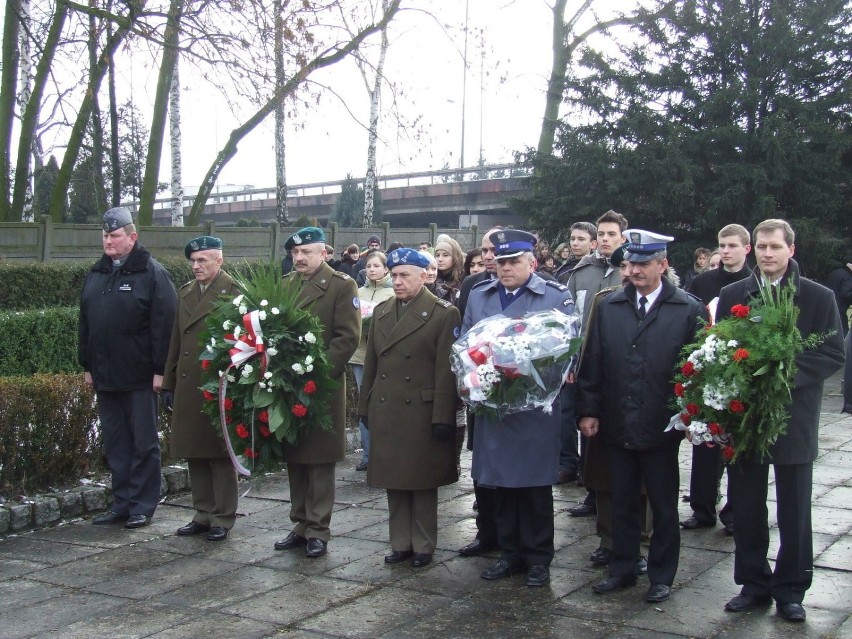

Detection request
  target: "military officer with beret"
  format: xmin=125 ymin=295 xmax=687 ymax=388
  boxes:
xmin=463 ymin=229 xmax=575 ymax=588
xmin=577 ymin=229 xmax=708 ymax=604
xmin=274 ymin=227 xmax=361 ymax=558
xmin=163 ymin=237 xmax=240 ymax=542
xmin=357 ymin=248 xmax=461 ymax=568
xmin=79 ymin=207 xmax=177 ymax=529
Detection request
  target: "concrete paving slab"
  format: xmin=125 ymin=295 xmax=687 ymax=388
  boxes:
xmin=46 ymin=601 xmax=202 ymax=639
xmin=0 ymin=590 xmax=125 ymax=639
xmin=145 ymin=611 xmax=281 ymax=638
xmin=0 ymin=535 xmax=107 ymax=565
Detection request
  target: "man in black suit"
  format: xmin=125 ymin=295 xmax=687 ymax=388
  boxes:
xmin=717 ymin=219 xmax=844 ymax=623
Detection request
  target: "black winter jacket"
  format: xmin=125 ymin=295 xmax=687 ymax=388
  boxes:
xmin=78 ymin=243 xmax=177 ymax=391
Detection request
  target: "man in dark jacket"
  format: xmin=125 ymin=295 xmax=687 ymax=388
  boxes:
xmin=717 ymin=219 xmax=845 ymax=623
xmin=78 ymin=207 xmax=177 ymax=529
xmin=577 ymin=229 xmax=708 ymax=604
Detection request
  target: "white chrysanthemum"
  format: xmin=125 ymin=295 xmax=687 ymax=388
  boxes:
xmin=260 ymin=299 xmax=268 ymax=306
xmin=222 ymin=320 xmax=232 ymax=331
xmin=727 ymin=340 xmax=738 ymax=348
xmin=232 ymin=294 xmax=244 ymax=306
xmin=267 ymin=347 xmax=278 ymax=357
xmin=243 ymin=364 xmax=253 ymax=374
xmin=233 ymin=325 xmax=242 ymax=338
xmin=206 ymin=345 xmax=214 ymax=352
xmin=306 ymin=364 xmax=314 ymax=372
xmin=227 ymin=375 xmax=235 ymax=383
xmin=259 ymin=381 xmax=266 ymax=389
xmin=292 ymin=363 xmax=305 ymax=375
xmin=258 ymin=311 xmax=267 ymax=320
xmin=271 ymin=307 xmax=280 ymax=315
xmin=304 ymin=332 xmax=317 ymax=344
xmin=304 ymin=355 xmax=314 ymax=365
xmin=264 ymin=371 xmax=273 ymax=379
xmin=238 ymin=305 xmax=247 ymax=314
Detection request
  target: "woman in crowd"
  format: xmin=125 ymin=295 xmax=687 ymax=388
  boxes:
xmin=338 ymin=244 xmax=361 ymax=276
xmin=707 ymin=249 xmax=721 ymax=270
xmin=433 ymin=237 xmax=465 ymax=304
xmin=349 ymin=250 xmax=394 ymax=472
xmin=682 ymin=247 xmax=711 ymax=289
xmin=463 ymin=248 xmax=484 ymax=278
xmin=554 ymin=242 xmax=571 ymax=267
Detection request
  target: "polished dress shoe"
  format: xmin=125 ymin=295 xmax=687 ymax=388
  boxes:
xmin=92 ymin=510 xmax=128 ymax=525
xmin=526 ymin=564 xmax=550 ymax=587
xmin=593 ymin=576 xmax=636 ymax=594
xmin=568 ymin=503 xmax=596 ymax=517
xmin=647 ymin=583 xmax=672 ymax=602
xmin=305 ymin=538 xmax=327 ymax=558
xmin=125 ymin=514 xmax=151 ymax=529
xmin=384 ymin=550 xmax=414 ymax=564
xmin=410 ymin=553 xmax=432 ymax=568
xmin=636 ymin=556 xmax=648 ymax=575
xmin=355 ymin=460 xmax=368 ymax=471
xmin=207 ymin=526 xmax=229 ymax=541
xmin=177 ymin=521 xmax=210 ymax=536
xmin=556 ymin=469 xmax=577 ymax=484
xmin=589 ymin=547 xmax=611 ymax=564
xmin=777 ymin=602 xmax=806 ymax=622
xmin=480 ymin=559 xmax=523 ymax=580
xmin=724 ymin=593 xmax=772 ymax=612
xmin=458 ymin=538 xmax=499 ymax=556
xmin=679 ymin=515 xmax=715 ymax=529
xmin=274 ymin=531 xmax=308 ymax=550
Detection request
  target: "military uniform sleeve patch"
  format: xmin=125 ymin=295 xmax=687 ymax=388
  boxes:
xmin=562 ymin=298 xmax=572 ymax=307
xmin=353 ymin=297 xmax=360 ymax=308
xmin=453 ymin=326 xmax=460 ymax=338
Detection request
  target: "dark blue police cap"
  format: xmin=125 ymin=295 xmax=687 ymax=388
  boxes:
xmin=491 ymin=229 xmax=538 ymax=260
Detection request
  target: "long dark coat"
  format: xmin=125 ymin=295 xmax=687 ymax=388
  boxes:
xmin=283 ymin=262 xmax=361 ymax=464
xmin=716 ymin=261 xmax=845 ymax=464
xmin=358 ymin=287 xmax=461 ymax=490
xmin=462 ymin=274 xmax=575 ymax=488
xmin=163 ymin=270 xmax=239 ymax=459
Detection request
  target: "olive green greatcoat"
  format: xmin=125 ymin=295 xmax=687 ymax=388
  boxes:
xmin=283 ymin=261 xmax=361 ymax=464
xmin=164 ymin=270 xmax=239 ymax=459
xmin=358 ymin=287 xmax=461 ymax=490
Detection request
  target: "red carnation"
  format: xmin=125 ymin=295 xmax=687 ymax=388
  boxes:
xmin=291 ymin=403 xmax=308 ymax=418
xmin=722 ymin=446 xmax=735 ymax=461
xmin=303 ymin=380 xmax=317 ymax=395
xmin=728 ymin=399 xmax=745 ymax=413
xmin=680 ymin=413 xmax=692 ymax=426
xmin=513 ymin=323 xmax=525 ymax=333
xmin=257 ymin=410 xmax=269 ymax=423
xmin=468 ymin=347 xmax=488 ymax=366
xmin=203 ymin=390 xmax=216 ymax=401
xmin=201 ymin=359 xmax=210 ymax=370
xmin=244 ymin=448 xmax=259 ymax=459
xmin=686 ymin=403 xmax=700 ymax=416
xmin=674 ymin=383 xmax=685 ymax=397
xmin=259 ymin=424 xmax=271 ymax=438
xmin=681 ymin=361 xmax=696 ymax=377
xmin=709 ymin=422 xmax=723 ymax=436
xmin=730 ymin=304 xmax=750 ymax=318
xmin=235 ymin=423 xmax=249 ymax=439
xmin=223 ymin=397 xmax=234 ymax=411
xmin=733 ymin=348 xmax=750 ymax=362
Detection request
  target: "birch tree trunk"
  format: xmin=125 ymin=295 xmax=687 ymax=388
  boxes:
xmin=0 ymin=0 xmax=21 ymax=220
xmin=362 ymin=0 xmax=389 ymax=228
xmin=273 ymin=0 xmax=288 ymax=224
xmin=107 ymin=16 xmax=120 ymax=206
xmin=17 ymin=0 xmax=34 ymax=220
xmin=137 ymin=0 xmax=183 ymax=226
xmin=169 ymin=51 xmax=183 ymax=226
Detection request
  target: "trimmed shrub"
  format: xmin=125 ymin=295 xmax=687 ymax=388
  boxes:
xmin=0 ymin=307 xmax=81 ymax=375
xmin=0 ymin=374 xmax=103 ymax=493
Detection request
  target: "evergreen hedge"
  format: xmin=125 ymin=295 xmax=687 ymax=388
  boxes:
xmin=0 ymin=307 xmax=81 ymax=375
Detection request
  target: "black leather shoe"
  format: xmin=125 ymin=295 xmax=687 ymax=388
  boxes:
xmin=568 ymin=503 xmax=596 ymax=517
xmin=724 ymin=593 xmax=772 ymax=612
xmin=526 ymin=564 xmax=550 ymax=587
xmin=384 ymin=550 xmax=414 ymax=564
xmin=124 ymin=514 xmax=151 ymax=529
xmin=723 ymin=522 xmax=734 ymax=536
xmin=589 ymin=547 xmax=611 ymax=564
xmin=480 ymin=559 xmax=523 ymax=580
xmin=636 ymin=556 xmax=648 ymax=575
xmin=592 ymin=576 xmax=636 ymax=594
xmin=305 ymin=538 xmax=327 ymax=558
xmin=410 ymin=553 xmax=432 ymax=568
xmin=274 ymin=531 xmax=308 ymax=550
xmin=777 ymin=602 xmax=806 ymax=622
xmin=647 ymin=583 xmax=672 ymax=602
xmin=679 ymin=515 xmax=715 ymax=529
xmin=207 ymin=526 xmax=229 ymax=541
xmin=458 ymin=538 xmax=499 ymax=556
xmin=355 ymin=460 xmax=368 ymax=471
xmin=177 ymin=521 xmax=210 ymax=536
xmin=556 ymin=469 xmax=577 ymax=484
xmin=91 ymin=510 xmax=128 ymax=525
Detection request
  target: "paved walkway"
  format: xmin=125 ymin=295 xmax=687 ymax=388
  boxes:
xmin=1 ymin=381 xmax=850 ymax=639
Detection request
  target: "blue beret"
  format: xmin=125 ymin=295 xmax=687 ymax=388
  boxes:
xmin=285 ymin=226 xmax=326 ymax=250
xmin=492 ymin=229 xmax=537 ymax=260
xmin=185 ymin=236 xmax=223 ymax=259
xmin=102 ymin=207 xmax=133 ymax=232
xmin=387 ymin=248 xmax=430 ymax=269
xmin=623 ymin=229 xmax=674 ymax=263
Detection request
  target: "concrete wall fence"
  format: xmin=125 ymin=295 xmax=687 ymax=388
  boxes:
xmin=0 ymin=218 xmax=482 ymax=263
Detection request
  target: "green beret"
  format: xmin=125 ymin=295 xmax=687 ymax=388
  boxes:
xmin=185 ymin=236 xmax=223 ymax=259
xmin=285 ymin=226 xmax=326 ymax=250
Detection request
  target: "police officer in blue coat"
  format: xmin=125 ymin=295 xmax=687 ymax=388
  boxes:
xmin=461 ymin=229 xmax=575 ymax=588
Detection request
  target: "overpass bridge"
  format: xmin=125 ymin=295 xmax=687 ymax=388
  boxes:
xmin=148 ymin=164 xmax=530 ymax=228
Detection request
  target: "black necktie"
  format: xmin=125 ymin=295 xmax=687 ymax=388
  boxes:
xmin=638 ymin=296 xmax=648 ymax=318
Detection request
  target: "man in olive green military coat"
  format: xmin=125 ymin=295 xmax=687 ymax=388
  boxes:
xmin=358 ymin=248 xmax=460 ymax=568
xmin=163 ymin=236 xmax=240 ymax=542
xmin=274 ymin=227 xmax=361 ymax=558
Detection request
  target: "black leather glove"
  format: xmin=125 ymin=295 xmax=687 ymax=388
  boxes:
xmin=432 ymin=423 xmax=455 ymax=440
xmin=161 ymin=390 xmax=174 ymax=412
xmin=360 ymin=416 xmax=368 ymax=430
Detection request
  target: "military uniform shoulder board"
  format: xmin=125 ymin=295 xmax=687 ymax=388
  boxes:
xmin=595 ymin=285 xmax=619 ymax=299
xmin=179 ymin=280 xmax=194 ymax=290
xmin=471 ymin=278 xmax=493 ymax=290
xmin=332 ymin=270 xmax=350 ymax=279
xmin=436 ymin=298 xmax=452 ymax=308
xmin=545 ymin=280 xmax=569 ymax=292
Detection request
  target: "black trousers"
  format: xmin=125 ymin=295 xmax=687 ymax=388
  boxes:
xmin=688 ymin=443 xmax=724 ymax=524
xmin=728 ymin=460 xmax=813 ymax=604
xmin=559 ymin=383 xmax=580 ymax=473
xmin=493 ymin=485 xmax=554 ymax=567
xmin=609 ymin=443 xmax=680 ymax=586
xmin=473 ymin=481 xmax=499 ymax=546
xmin=97 ymin=389 xmax=161 ymax=517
